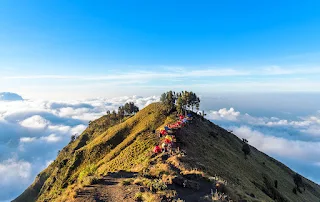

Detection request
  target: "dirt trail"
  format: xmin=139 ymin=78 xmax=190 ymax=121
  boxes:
xmin=74 ymin=172 xmax=141 ymax=202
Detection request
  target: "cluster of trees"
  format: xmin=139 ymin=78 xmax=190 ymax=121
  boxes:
xmin=160 ymin=90 xmax=200 ymax=114
xmin=242 ymin=138 xmax=251 ymax=159
xmin=292 ymin=173 xmax=305 ymax=194
xmin=106 ymin=102 xmax=139 ymax=119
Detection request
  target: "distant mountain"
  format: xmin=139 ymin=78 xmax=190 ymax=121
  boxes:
xmin=0 ymin=92 xmax=23 ymax=101
xmin=14 ymin=102 xmax=320 ymax=202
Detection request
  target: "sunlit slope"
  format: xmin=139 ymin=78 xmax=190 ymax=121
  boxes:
xmin=13 ymin=103 xmax=168 ymax=202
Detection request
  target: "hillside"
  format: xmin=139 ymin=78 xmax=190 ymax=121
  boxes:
xmin=14 ymin=102 xmax=320 ymax=202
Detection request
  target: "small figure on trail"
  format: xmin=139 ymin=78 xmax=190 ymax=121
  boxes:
xmin=165 ymin=135 xmax=173 ymax=142
xmin=215 ymin=182 xmax=221 ymax=192
xmin=169 ymin=123 xmax=178 ymax=129
xmin=164 ymin=138 xmax=172 ymax=144
xmin=162 ymin=142 xmax=168 ymax=152
xmin=160 ymin=129 xmax=168 ymax=137
xmin=153 ymin=145 xmax=162 ymax=154
xmin=167 ymin=142 xmax=173 ymax=154
xmin=164 ymin=125 xmax=171 ymax=131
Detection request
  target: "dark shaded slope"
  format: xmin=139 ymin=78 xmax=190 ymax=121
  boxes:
xmin=175 ymin=115 xmax=320 ymax=201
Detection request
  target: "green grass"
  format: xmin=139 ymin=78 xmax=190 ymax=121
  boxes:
xmin=78 ymin=164 xmax=97 ymax=182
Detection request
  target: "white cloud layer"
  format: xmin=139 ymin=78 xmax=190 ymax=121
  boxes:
xmin=20 ymin=115 xmax=49 ymax=129
xmin=208 ymin=108 xmax=240 ymax=121
xmin=0 ymin=95 xmax=159 ymax=201
xmin=232 ymin=126 xmax=320 ymax=162
xmin=209 ymin=107 xmax=320 ymax=137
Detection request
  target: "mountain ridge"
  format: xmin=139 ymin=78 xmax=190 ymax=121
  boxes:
xmin=13 ymin=102 xmax=320 ymax=202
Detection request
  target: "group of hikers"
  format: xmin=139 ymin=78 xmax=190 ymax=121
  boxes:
xmin=153 ymin=114 xmax=193 ymax=154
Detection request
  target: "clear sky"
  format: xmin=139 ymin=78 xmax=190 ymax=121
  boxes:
xmin=1 ymin=0 xmax=320 ymax=99
xmin=1 ymin=2 xmax=320 ymax=200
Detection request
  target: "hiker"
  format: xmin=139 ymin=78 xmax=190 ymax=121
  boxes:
xmin=167 ymin=141 xmax=173 ymax=154
xmin=177 ymin=121 xmax=184 ymax=127
xmin=160 ymin=129 xmax=167 ymax=137
xmin=165 ymin=135 xmax=173 ymax=142
xmin=153 ymin=145 xmax=162 ymax=154
xmin=169 ymin=123 xmax=178 ymax=129
xmin=164 ymin=125 xmax=171 ymax=131
xmin=162 ymin=142 xmax=168 ymax=152
xmin=182 ymin=118 xmax=188 ymax=123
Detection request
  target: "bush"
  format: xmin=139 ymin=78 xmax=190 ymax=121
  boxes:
xmin=78 ymin=164 xmax=97 ymax=182
xmin=274 ymin=180 xmax=278 ymax=189
xmin=151 ymin=179 xmax=167 ymax=191
xmin=120 ymin=178 xmax=133 ymax=186
xmin=134 ymin=192 xmax=143 ymax=201
xmin=242 ymin=143 xmax=251 ymax=159
xmin=292 ymin=187 xmax=297 ymax=195
xmin=293 ymin=173 xmax=303 ymax=188
xmin=82 ymin=176 xmax=99 ymax=186
xmin=143 ymin=179 xmax=167 ymax=192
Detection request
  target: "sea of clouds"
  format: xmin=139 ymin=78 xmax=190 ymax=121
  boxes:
xmin=0 ymin=95 xmax=320 ymax=201
xmin=0 ymin=95 xmax=158 ymax=201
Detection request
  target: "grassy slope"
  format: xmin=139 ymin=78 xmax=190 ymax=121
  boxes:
xmin=13 ymin=103 xmax=168 ymax=202
xmin=13 ymin=103 xmax=320 ymax=202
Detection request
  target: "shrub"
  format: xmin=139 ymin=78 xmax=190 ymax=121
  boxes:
xmin=293 ymin=173 xmax=303 ymax=188
xmin=82 ymin=176 xmax=99 ymax=186
xmin=150 ymin=179 xmax=167 ymax=192
xmin=292 ymin=187 xmax=297 ymax=195
xmin=242 ymin=143 xmax=251 ymax=159
xmin=78 ymin=164 xmax=97 ymax=182
xmin=133 ymin=178 xmax=143 ymax=186
xmin=120 ymin=178 xmax=133 ymax=186
xmin=143 ymin=178 xmax=167 ymax=192
xmin=134 ymin=192 xmax=143 ymax=201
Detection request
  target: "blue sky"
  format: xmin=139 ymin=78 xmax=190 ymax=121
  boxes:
xmin=1 ymin=0 xmax=320 ymax=99
xmin=1 ymin=1 xmax=320 ymax=201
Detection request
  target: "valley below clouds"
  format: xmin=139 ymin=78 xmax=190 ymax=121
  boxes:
xmin=0 ymin=94 xmax=319 ymax=201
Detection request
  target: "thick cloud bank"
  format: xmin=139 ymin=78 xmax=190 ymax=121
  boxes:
xmin=0 ymin=92 xmax=23 ymax=101
xmin=0 ymin=95 xmax=158 ymax=201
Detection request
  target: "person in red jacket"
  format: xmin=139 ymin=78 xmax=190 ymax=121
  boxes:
xmin=153 ymin=145 xmax=162 ymax=153
xmin=160 ymin=129 xmax=168 ymax=137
